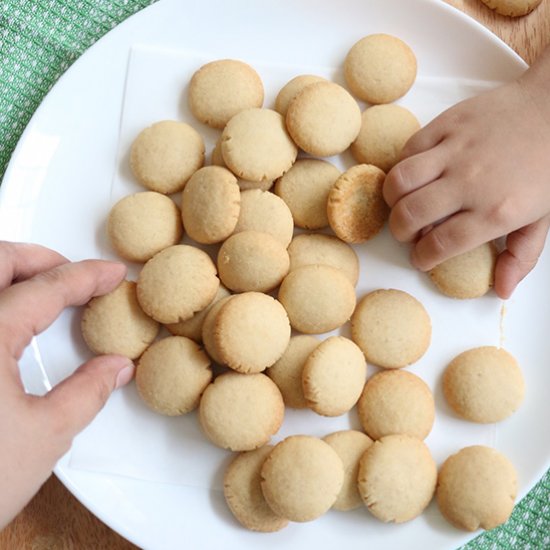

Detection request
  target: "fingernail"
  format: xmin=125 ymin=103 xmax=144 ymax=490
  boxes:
xmin=115 ymin=363 xmax=135 ymax=389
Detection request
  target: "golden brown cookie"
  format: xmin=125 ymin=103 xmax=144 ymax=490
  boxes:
xmin=274 ymin=74 xmax=326 ymax=117
xmin=201 ymin=295 xmax=235 ymax=364
xmin=479 ymin=0 xmax=542 ymax=16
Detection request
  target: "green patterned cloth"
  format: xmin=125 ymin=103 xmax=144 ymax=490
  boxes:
xmin=0 ymin=1 xmax=548 ymax=548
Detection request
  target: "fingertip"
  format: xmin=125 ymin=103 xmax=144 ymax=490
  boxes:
xmin=114 ymin=362 xmax=135 ymax=389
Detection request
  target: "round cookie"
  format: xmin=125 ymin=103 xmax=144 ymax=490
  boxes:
xmin=327 ymin=163 xmax=389 ymax=243
xmin=287 ymin=233 xmax=359 ymax=286
xmin=107 ymin=192 xmax=183 ymax=262
xmin=274 ymin=158 xmax=341 ymax=230
xmin=181 ymin=166 xmax=241 ymax=244
xmin=323 ymin=430 xmax=374 ymax=512
xmin=214 ymin=292 xmax=291 ymax=373
xmin=479 ymin=0 xmax=542 ymax=17
xmin=266 ymin=335 xmax=319 ymax=409
xmin=223 ymin=445 xmax=289 ymax=532
xmin=221 ymin=108 xmax=298 ymax=182
xmin=217 ymin=231 xmax=290 ymax=293
xmin=357 ymin=434 xmax=437 ymax=523
xmin=302 ymin=336 xmax=367 ymax=417
xmin=442 ymin=346 xmax=525 ymax=423
xmin=286 ymin=81 xmax=361 ymax=157
xmin=344 ymin=34 xmax=417 ymax=104
xmin=274 ymin=74 xmax=326 ymax=117
xmin=351 ymin=104 xmax=421 ymax=173
xmin=233 ymin=189 xmax=294 ymax=247
xmin=278 ymin=264 xmax=356 ymax=334
xmin=201 ymin=295 xmax=235 ymax=364
xmin=357 ymin=370 xmax=435 ymax=440
xmin=351 ymin=289 xmax=431 ymax=368
xmin=81 ymin=280 xmax=159 ymax=360
xmin=136 ymin=245 xmax=219 ymax=324
xmin=135 ymin=336 xmax=212 ymax=415
xmin=188 ymin=59 xmax=264 ymax=128
xmin=199 ymin=372 xmax=284 ymax=451
xmin=130 ymin=120 xmax=205 ymax=194
xmin=436 ymin=446 xmax=518 ymax=531
xmin=260 ymin=435 xmax=345 ymax=522
xmin=429 ymin=242 xmax=497 ymax=299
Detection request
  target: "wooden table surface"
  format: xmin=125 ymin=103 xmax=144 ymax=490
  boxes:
xmin=1 ymin=1 xmax=549 ymax=549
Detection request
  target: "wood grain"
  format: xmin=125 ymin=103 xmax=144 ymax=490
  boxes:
xmin=1 ymin=1 xmax=549 ymax=549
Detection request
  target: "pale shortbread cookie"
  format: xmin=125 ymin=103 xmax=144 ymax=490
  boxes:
xmin=358 ymin=370 xmax=435 ymax=440
xmin=287 ymin=233 xmax=359 ymax=286
xmin=429 ymin=242 xmax=497 ymax=299
xmin=136 ymin=245 xmax=219 ymax=324
xmin=274 ymin=159 xmax=341 ymax=230
xmin=351 ymin=289 xmax=431 ymax=368
xmin=221 ymin=108 xmax=298 ymax=182
xmin=351 ymin=104 xmax=421 ymax=173
xmin=217 ymin=231 xmax=289 ymax=293
xmin=211 ymin=138 xmax=273 ymax=191
xmin=274 ymin=74 xmax=326 ymax=117
xmin=130 ymin=120 xmax=205 ymax=194
xmin=181 ymin=166 xmax=241 ymax=244
xmin=188 ymin=59 xmax=264 ymax=128
xmin=302 ymin=336 xmax=367 ymax=417
xmin=199 ymin=372 xmax=284 ymax=451
xmin=81 ymin=280 xmax=159 ymax=360
xmin=214 ymin=292 xmax=291 ymax=373
xmin=286 ymin=81 xmax=361 ymax=157
xmin=479 ymin=0 xmax=542 ymax=16
xmin=107 ymin=192 xmax=182 ymax=263
xmin=358 ymin=434 xmax=437 ymax=523
xmin=323 ymin=430 xmax=374 ymax=512
xmin=266 ymin=335 xmax=319 ymax=409
xmin=165 ymin=285 xmax=231 ymax=343
xmin=201 ymin=295 xmax=235 ymax=364
xmin=135 ymin=336 xmax=212 ymax=416
xmin=344 ymin=34 xmax=417 ymax=104
xmin=233 ymin=189 xmax=294 ymax=247
xmin=443 ymin=346 xmax=525 ymax=423
xmin=223 ymin=446 xmax=289 ymax=532
xmin=278 ymin=264 xmax=356 ymax=334
xmin=437 ymin=446 xmax=518 ymax=531
xmin=260 ymin=435 xmax=344 ymax=522
xmin=327 ymin=164 xmax=389 ymax=243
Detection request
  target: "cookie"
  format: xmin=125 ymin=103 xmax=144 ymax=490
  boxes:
xmin=201 ymin=295 xmax=235 ymax=364
xmin=327 ymin=164 xmax=389 ymax=243
xmin=217 ymin=231 xmax=290 ymax=293
xmin=233 ymin=189 xmax=294 ymax=247
xmin=260 ymin=435 xmax=345 ymax=522
xmin=199 ymin=372 xmax=284 ymax=451
xmin=221 ymin=108 xmax=298 ymax=182
xmin=107 ymin=191 xmax=183 ymax=263
xmin=429 ymin=242 xmax=497 ymax=299
xmin=357 ymin=369 xmax=435 ymax=440
xmin=214 ymin=292 xmax=291 ymax=373
xmin=344 ymin=34 xmax=417 ymax=104
xmin=323 ymin=430 xmax=374 ymax=512
xmin=302 ymin=336 xmax=367 ymax=417
xmin=287 ymin=233 xmax=359 ymax=286
xmin=135 ymin=336 xmax=212 ymax=416
xmin=351 ymin=289 xmax=431 ymax=368
xmin=357 ymin=434 xmax=437 ymax=523
xmin=188 ymin=59 xmax=264 ymax=128
xmin=351 ymin=104 xmax=421 ymax=173
xmin=81 ymin=280 xmax=159 ymax=360
xmin=130 ymin=120 xmax=205 ymax=194
xmin=165 ymin=284 xmax=231 ymax=343
xmin=223 ymin=446 xmax=289 ymax=532
xmin=136 ymin=245 xmax=219 ymax=324
xmin=479 ymin=0 xmax=542 ymax=16
xmin=266 ymin=335 xmax=319 ymax=409
xmin=278 ymin=264 xmax=356 ymax=334
xmin=181 ymin=166 xmax=241 ymax=244
xmin=442 ymin=346 xmax=525 ymax=423
xmin=285 ymin=81 xmax=361 ymax=157
xmin=436 ymin=446 xmax=518 ymax=531
xmin=274 ymin=158 xmax=341 ymax=230
xmin=274 ymin=74 xmax=326 ymax=117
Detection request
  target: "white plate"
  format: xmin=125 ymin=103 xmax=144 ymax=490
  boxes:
xmin=1 ymin=1 xmax=548 ymax=549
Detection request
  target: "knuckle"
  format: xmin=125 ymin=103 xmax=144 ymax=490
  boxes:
xmin=488 ymin=198 xmax=515 ymax=229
